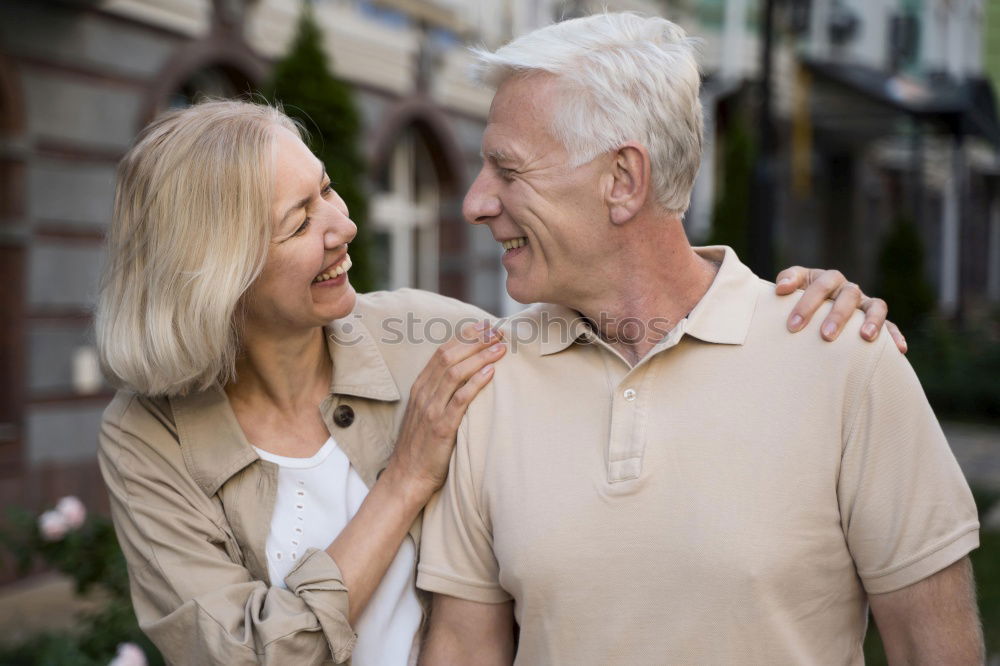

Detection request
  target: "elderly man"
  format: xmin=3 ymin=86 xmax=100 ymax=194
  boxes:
xmin=416 ymin=13 xmax=982 ymax=665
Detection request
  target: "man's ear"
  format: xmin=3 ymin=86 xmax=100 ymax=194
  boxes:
xmin=607 ymin=142 xmax=651 ymax=225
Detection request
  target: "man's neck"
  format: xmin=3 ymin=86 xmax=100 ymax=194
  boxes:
xmin=573 ymin=227 xmax=720 ymax=366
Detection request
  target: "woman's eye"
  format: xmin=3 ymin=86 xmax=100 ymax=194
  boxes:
xmin=321 ymin=182 xmax=334 ymax=196
xmin=294 ymin=218 xmax=310 ymax=236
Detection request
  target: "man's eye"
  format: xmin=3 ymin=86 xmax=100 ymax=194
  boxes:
xmin=497 ymin=167 xmax=515 ymax=181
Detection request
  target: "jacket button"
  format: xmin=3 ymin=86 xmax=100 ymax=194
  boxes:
xmin=333 ymin=405 xmax=354 ymax=428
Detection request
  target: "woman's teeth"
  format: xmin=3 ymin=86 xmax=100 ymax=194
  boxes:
xmin=312 ymin=255 xmax=352 ymax=283
xmin=502 ymin=237 xmax=527 ymax=251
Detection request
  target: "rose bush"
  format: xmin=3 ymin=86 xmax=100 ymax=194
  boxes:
xmin=0 ymin=497 xmax=162 ymax=665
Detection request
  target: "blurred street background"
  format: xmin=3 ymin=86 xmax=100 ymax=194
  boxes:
xmin=0 ymin=0 xmax=998 ymax=663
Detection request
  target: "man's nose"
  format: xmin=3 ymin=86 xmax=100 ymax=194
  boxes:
xmin=462 ymin=169 xmax=502 ymax=225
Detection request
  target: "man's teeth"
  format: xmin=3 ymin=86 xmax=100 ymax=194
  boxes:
xmin=312 ymin=255 xmax=352 ymax=283
xmin=501 ymin=237 xmax=527 ymax=251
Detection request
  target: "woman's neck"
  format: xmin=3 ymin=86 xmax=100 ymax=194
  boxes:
xmin=225 ymin=324 xmax=332 ymax=413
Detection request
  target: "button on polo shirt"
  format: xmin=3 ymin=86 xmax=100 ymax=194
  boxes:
xmin=598 ymin=318 xmax=693 ymax=484
xmin=417 ymin=246 xmax=979 ymax=665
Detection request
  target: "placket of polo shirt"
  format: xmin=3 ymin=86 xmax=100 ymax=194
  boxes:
xmin=605 ymin=322 xmax=686 ymax=483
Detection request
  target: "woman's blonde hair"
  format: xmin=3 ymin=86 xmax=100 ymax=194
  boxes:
xmin=96 ymin=99 xmax=301 ymax=396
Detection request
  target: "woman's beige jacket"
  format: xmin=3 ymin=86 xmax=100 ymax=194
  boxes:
xmin=98 ymin=290 xmax=489 ymax=665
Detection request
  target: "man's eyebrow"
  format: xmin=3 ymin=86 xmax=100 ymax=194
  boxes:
xmin=482 ymin=149 xmax=513 ymax=163
xmin=280 ymin=163 xmax=326 ymax=226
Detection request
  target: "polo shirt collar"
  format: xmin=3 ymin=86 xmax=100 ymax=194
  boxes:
xmin=536 ymin=305 xmax=592 ymax=356
xmin=535 ymin=245 xmax=759 ymax=357
xmin=172 ymin=318 xmax=401 ymax=497
xmin=680 ymin=245 xmax=759 ymax=346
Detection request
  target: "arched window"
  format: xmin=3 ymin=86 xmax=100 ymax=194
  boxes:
xmin=371 ymin=126 xmax=443 ymax=291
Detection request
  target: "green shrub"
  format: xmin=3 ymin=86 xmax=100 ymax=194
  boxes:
xmin=906 ymin=317 xmax=1000 ymax=422
xmin=708 ymin=112 xmax=754 ymax=256
xmin=0 ymin=499 xmax=162 ymax=665
xmin=876 ymin=216 xmax=935 ymax=332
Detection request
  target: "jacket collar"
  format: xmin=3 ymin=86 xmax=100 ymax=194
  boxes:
xmin=535 ymin=246 xmax=759 ymax=357
xmin=325 ymin=316 xmax=401 ymax=402
xmin=171 ymin=385 xmax=258 ymax=497
xmin=172 ymin=317 xmax=401 ymax=497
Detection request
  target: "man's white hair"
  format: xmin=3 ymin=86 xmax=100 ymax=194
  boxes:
xmin=472 ymin=12 xmax=703 ymax=217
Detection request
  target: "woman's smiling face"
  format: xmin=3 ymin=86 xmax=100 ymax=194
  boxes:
xmin=242 ymin=126 xmax=358 ymax=333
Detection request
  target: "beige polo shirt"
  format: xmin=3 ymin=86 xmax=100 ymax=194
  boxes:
xmin=99 ymin=289 xmax=490 ymax=665
xmin=417 ymin=247 xmax=979 ymax=665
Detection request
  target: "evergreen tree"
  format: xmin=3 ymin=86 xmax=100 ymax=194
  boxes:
xmin=707 ymin=113 xmax=754 ymax=257
xmin=265 ymin=5 xmax=375 ymax=292
xmin=876 ymin=216 xmax=935 ymax=331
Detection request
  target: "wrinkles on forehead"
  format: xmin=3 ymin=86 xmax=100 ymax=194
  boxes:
xmin=483 ymin=125 xmax=547 ymax=175
xmin=483 ymin=75 xmax=569 ymax=174
xmin=487 ymin=70 xmax=560 ymax=114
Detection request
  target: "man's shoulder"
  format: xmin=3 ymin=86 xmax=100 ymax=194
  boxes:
xmin=697 ymin=251 xmax=886 ymax=365
xmin=749 ymin=281 xmax=888 ymax=360
xmin=462 ymin=304 xmax=588 ymax=428
xmin=744 ymin=282 xmax=917 ymax=425
xmin=492 ymin=303 xmax=582 ymax=359
xmin=345 ymin=290 xmax=495 ymax=390
xmin=354 ymin=289 xmax=494 ymax=327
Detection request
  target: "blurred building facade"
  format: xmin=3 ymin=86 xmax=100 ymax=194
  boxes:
xmin=0 ymin=0 xmax=668 ymax=522
xmin=688 ymin=0 xmax=1000 ymax=318
xmin=0 ymin=0 xmax=997 ymax=529
xmin=799 ymin=0 xmax=999 ymax=318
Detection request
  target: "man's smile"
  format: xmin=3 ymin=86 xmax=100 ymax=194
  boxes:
xmin=501 ymin=237 xmax=527 ymax=252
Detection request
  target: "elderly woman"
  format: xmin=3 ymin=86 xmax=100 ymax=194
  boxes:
xmin=95 ymin=100 xmax=897 ymax=665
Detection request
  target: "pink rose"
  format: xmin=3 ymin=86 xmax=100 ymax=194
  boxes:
xmin=109 ymin=642 xmax=147 ymax=666
xmin=38 ymin=510 xmax=68 ymax=542
xmin=55 ymin=495 xmax=87 ymax=529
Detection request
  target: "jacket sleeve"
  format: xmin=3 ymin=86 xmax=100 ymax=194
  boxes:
xmin=98 ymin=398 xmax=356 ymax=665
